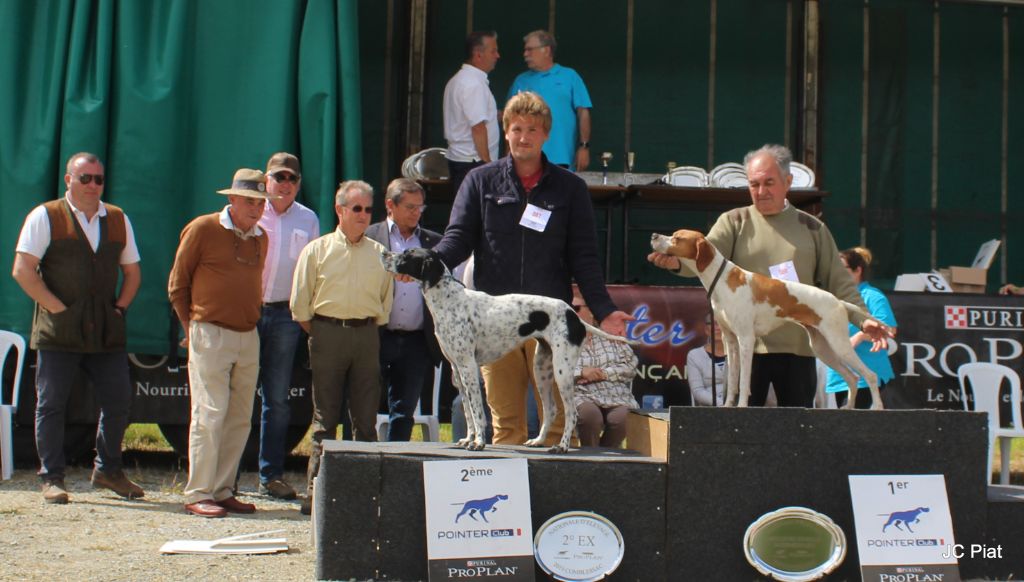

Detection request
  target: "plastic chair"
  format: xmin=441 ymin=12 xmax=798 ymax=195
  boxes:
xmin=376 ymin=365 xmax=442 ymax=442
xmin=957 ymin=362 xmax=1024 ymax=485
xmin=0 ymin=330 xmax=27 ymax=480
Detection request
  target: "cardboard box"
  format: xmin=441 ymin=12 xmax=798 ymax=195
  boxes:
xmin=939 ymin=266 xmax=987 ymax=294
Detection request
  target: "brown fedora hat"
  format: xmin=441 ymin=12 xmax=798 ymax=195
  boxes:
xmin=216 ymin=168 xmax=278 ymax=199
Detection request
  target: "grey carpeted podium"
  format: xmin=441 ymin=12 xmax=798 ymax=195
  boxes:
xmin=313 ymin=407 xmax=1018 ymax=581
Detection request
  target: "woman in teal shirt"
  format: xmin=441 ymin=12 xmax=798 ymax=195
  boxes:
xmin=826 ymin=247 xmax=899 ymax=408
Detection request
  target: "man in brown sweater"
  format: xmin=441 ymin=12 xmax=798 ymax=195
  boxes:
xmin=168 ymin=168 xmax=274 ymax=518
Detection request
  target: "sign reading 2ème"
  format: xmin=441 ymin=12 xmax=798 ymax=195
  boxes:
xmin=848 ymin=475 xmax=961 ymax=582
xmin=423 ymin=458 xmax=535 ymax=581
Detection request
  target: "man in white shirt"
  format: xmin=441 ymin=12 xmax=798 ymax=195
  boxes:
xmin=12 ymin=152 xmax=145 ymax=504
xmin=255 ymin=152 xmax=319 ymax=500
xmin=443 ymin=30 xmax=501 ymax=194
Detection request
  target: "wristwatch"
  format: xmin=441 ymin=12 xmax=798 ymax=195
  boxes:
xmin=577 ymin=141 xmax=590 ymax=149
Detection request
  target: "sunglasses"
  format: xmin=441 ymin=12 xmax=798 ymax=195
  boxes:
xmin=270 ymin=172 xmax=299 ymax=184
xmin=74 ymin=174 xmax=104 ymax=186
xmin=233 ymin=236 xmax=260 ymax=266
xmin=347 ymin=205 xmax=373 ymax=214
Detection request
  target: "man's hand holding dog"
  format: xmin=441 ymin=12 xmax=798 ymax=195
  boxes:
xmin=861 ymin=319 xmax=894 ymax=352
xmin=648 ymin=251 xmax=682 ymax=272
xmin=600 ymin=310 xmax=633 ymax=337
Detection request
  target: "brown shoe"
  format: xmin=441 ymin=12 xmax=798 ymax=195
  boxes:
xmin=300 ymin=496 xmax=312 ymax=516
xmin=91 ymin=468 xmax=145 ymax=499
xmin=42 ymin=480 xmax=69 ymax=504
xmin=184 ymin=499 xmax=227 ymax=518
xmin=215 ymin=496 xmax=256 ymax=514
xmin=259 ymin=479 xmax=297 ymax=500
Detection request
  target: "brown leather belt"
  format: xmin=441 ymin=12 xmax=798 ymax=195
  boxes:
xmin=313 ymin=314 xmax=373 ymax=327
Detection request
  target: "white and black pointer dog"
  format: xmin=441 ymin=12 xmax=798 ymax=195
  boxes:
xmin=381 ymin=247 xmax=636 ymax=453
xmin=651 ymin=229 xmax=885 ymax=409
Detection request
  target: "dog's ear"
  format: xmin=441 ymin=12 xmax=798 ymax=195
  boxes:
xmin=695 ymin=238 xmax=715 ymax=272
xmin=419 ymin=252 xmax=446 ymax=287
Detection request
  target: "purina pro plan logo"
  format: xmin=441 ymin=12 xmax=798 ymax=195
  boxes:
xmin=944 ymin=305 xmax=1024 ymax=331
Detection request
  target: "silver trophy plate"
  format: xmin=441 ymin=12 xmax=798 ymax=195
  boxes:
xmin=534 ymin=511 xmax=624 ymax=582
xmin=743 ymin=506 xmax=847 ymax=581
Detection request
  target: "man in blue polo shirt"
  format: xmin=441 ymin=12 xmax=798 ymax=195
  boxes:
xmin=506 ymin=30 xmax=592 ymax=171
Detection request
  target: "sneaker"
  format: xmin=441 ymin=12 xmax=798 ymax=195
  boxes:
xmin=91 ymin=468 xmax=145 ymax=499
xmin=259 ymin=479 xmax=297 ymax=500
xmin=42 ymin=479 xmax=69 ymax=504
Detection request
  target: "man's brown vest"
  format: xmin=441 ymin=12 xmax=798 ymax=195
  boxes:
xmin=30 ymin=199 xmax=128 ymax=352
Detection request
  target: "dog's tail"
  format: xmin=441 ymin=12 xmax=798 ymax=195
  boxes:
xmin=583 ymin=321 xmax=642 ymax=346
xmin=842 ymin=300 xmax=893 ymax=335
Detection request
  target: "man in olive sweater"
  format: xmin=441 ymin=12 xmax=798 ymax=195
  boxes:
xmin=168 ymin=168 xmax=274 ymax=518
xmin=648 ymin=144 xmax=888 ymax=407
xmin=13 ymin=152 xmax=144 ymax=504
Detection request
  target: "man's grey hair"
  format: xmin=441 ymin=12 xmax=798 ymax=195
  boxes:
xmin=385 ymin=177 xmax=424 ymax=205
xmin=336 ymin=179 xmax=374 ymax=206
xmin=524 ymin=30 xmax=556 ymax=56
xmin=743 ymin=144 xmax=792 ymax=177
xmin=66 ymin=152 xmax=101 ymax=173
xmin=465 ymin=31 xmax=497 ymax=61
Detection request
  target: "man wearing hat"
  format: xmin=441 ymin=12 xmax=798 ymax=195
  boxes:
xmin=168 ymin=168 xmax=274 ymax=518
xmin=254 ymin=153 xmax=319 ymax=500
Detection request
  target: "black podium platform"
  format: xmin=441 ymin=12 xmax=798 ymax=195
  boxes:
xmin=313 ymin=407 xmax=1020 ymax=581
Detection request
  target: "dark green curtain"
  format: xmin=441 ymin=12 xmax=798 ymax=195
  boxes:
xmin=0 ymin=0 xmax=362 ymax=354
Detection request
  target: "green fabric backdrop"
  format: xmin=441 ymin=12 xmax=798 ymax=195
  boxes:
xmin=0 ymin=0 xmax=363 ymax=354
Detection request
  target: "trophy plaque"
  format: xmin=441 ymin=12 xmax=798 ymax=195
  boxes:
xmin=743 ymin=506 xmax=846 ymax=581
xmin=534 ymin=511 xmax=624 ymax=582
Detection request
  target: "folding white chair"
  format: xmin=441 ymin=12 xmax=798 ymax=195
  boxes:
xmin=376 ymin=365 xmax=443 ymax=442
xmin=0 ymin=330 xmax=27 ymax=480
xmin=957 ymin=362 xmax=1024 ymax=485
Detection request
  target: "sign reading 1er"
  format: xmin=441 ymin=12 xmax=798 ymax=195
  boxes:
xmin=423 ymin=458 xmax=535 ymax=581
xmin=848 ymin=475 xmax=961 ymax=582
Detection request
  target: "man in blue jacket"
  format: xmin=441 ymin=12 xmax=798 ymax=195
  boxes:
xmin=432 ymin=91 xmax=630 ymax=447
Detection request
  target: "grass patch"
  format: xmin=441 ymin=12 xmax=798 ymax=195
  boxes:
xmin=123 ymin=423 xmax=173 ymax=452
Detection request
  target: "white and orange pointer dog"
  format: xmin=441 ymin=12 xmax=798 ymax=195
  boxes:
xmin=651 ymin=229 xmax=884 ymax=409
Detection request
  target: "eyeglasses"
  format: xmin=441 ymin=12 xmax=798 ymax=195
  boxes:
xmin=270 ymin=172 xmax=299 ymax=184
xmin=74 ymin=174 xmax=104 ymax=186
xmin=571 ymin=303 xmax=587 ymax=312
xmin=234 ymin=236 xmax=260 ymax=266
xmin=523 ymin=45 xmax=546 ymax=52
xmin=347 ymin=205 xmax=373 ymax=214
xmin=400 ymin=203 xmax=427 ymax=213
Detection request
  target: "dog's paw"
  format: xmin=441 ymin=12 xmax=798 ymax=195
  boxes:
xmin=523 ymin=438 xmax=544 ymax=447
xmin=870 ymin=403 xmax=885 ymax=411
xmin=546 ymin=444 xmax=569 ymax=454
xmin=466 ymin=440 xmax=486 ymax=451
xmin=456 ymin=437 xmax=474 ymax=448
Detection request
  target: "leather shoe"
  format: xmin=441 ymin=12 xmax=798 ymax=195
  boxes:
xmin=184 ymin=499 xmax=227 ymax=518
xmin=300 ymin=496 xmax=312 ymax=516
xmin=215 ymin=496 xmax=256 ymax=514
xmin=91 ymin=468 xmax=145 ymax=499
xmin=259 ymin=478 xmax=297 ymax=500
xmin=42 ymin=479 xmax=69 ymax=504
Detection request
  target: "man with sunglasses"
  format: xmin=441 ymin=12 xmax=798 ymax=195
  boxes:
xmin=291 ymin=180 xmax=393 ymax=514
xmin=168 ymin=168 xmax=274 ymax=518
xmin=366 ymin=178 xmax=442 ymax=442
xmin=253 ymin=153 xmax=319 ymax=501
xmin=13 ymin=152 xmax=145 ymax=504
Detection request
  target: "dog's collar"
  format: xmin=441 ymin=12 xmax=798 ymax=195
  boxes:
xmin=706 ymin=259 xmax=728 ymax=297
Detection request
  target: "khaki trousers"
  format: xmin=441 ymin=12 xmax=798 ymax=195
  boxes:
xmin=480 ymin=340 xmax=565 ymax=446
xmin=184 ymin=321 xmax=259 ymax=503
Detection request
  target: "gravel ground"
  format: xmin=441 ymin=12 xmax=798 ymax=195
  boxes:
xmin=0 ymin=464 xmax=315 ymax=581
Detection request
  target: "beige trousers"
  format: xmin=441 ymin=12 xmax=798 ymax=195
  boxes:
xmin=184 ymin=321 xmax=259 ymax=503
xmin=480 ymin=340 xmax=565 ymax=446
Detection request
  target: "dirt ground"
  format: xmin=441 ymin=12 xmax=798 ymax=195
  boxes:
xmin=0 ymin=462 xmax=315 ymax=582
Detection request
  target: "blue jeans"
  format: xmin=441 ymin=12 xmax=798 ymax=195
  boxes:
xmin=380 ymin=329 xmax=431 ymax=441
xmin=256 ymin=304 xmax=302 ymax=483
xmin=35 ymin=350 xmax=131 ymax=481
